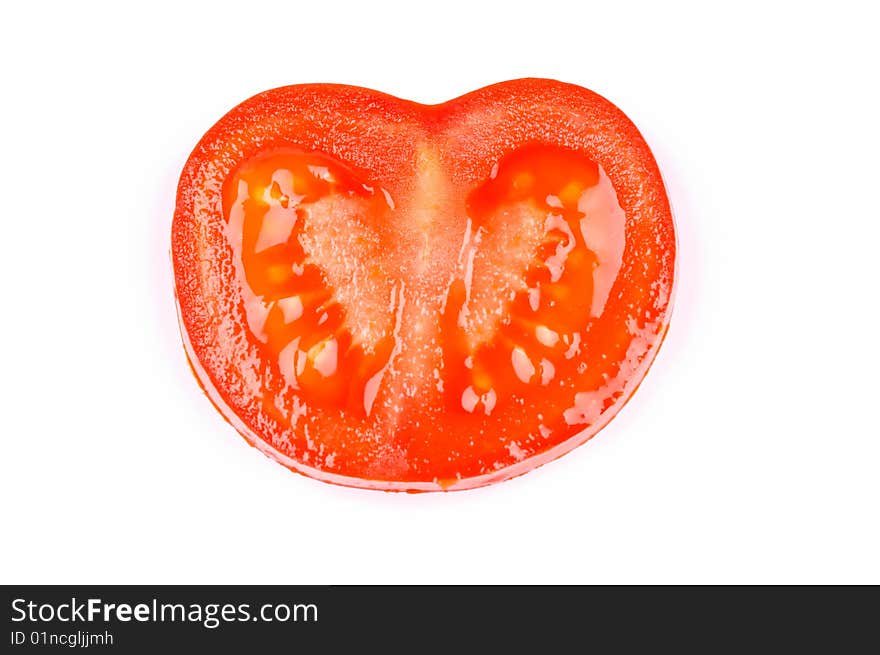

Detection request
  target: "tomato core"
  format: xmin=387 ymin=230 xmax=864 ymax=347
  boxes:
xmin=223 ymin=142 xmax=628 ymax=431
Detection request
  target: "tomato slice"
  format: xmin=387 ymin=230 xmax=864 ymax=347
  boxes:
xmin=172 ymin=79 xmax=675 ymax=491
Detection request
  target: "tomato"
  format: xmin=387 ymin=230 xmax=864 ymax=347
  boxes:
xmin=172 ymin=79 xmax=675 ymax=491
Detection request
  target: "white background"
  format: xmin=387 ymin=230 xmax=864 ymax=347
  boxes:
xmin=2 ymin=0 xmax=878 ymax=584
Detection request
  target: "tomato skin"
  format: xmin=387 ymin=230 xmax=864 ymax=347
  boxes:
xmin=172 ymin=79 xmax=675 ymax=491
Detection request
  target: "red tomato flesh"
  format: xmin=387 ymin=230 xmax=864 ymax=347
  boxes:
xmin=172 ymin=79 xmax=675 ymax=491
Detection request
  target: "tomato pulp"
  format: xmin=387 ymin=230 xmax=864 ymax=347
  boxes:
xmin=172 ymin=79 xmax=675 ymax=491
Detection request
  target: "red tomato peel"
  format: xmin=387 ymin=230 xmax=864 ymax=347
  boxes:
xmin=172 ymin=79 xmax=675 ymax=491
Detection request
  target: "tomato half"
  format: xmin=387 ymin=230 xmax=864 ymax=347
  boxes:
xmin=172 ymin=79 xmax=675 ymax=491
